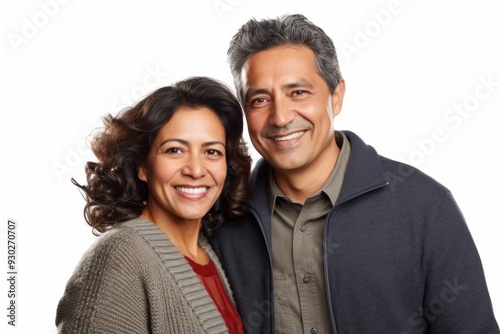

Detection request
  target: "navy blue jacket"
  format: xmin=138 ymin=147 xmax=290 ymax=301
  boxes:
xmin=210 ymin=131 xmax=499 ymax=333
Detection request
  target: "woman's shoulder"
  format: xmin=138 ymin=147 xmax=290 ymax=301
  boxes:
xmin=77 ymin=219 xmax=160 ymax=272
xmin=56 ymin=219 xmax=164 ymax=332
xmin=90 ymin=223 xmax=145 ymax=252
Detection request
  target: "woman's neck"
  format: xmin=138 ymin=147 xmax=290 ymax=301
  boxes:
xmin=140 ymin=205 xmax=208 ymax=264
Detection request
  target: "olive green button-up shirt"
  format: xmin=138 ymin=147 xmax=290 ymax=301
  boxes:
xmin=270 ymin=131 xmax=350 ymax=334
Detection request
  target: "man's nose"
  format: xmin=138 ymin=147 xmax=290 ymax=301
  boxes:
xmin=269 ymin=98 xmax=295 ymax=127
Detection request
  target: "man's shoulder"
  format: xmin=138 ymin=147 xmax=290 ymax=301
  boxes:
xmin=378 ymin=154 xmax=450 ymax=193
xmin=344 ymin=130 xmax=450 ymax=194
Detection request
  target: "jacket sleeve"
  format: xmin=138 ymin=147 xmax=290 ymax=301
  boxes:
xmin=423 ymin=191 xmax=499 ymax=333
xmin=55 ymin=232 xmax=150 ymax=334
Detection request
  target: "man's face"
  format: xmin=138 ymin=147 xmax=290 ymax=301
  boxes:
xmin=241 ymin=45 xmax=345 ymax=174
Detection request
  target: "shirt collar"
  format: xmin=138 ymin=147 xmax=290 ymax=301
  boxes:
xmin=268 ymin=131 xmax=351 ymax=212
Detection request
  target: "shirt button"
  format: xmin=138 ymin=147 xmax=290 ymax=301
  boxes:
xmin=299 ymin=224 xmax=307 ymax=232
xmin=311 ymin=328 xmax=318 ymax=334
xmin=303 ymin=276 xmax=310 ymax=283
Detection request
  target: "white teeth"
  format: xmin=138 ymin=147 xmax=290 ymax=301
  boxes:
xmin=273 ymin=131 xmax=304 ymax=141
xmin=176 ymin=187 xmax=207 ymax=194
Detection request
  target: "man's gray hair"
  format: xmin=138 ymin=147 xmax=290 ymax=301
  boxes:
xmin=227 ymin=14 xmax=343 ymax=103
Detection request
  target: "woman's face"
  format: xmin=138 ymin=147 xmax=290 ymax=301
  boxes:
xmin=138 ymin=107 xmax=227 ymax=224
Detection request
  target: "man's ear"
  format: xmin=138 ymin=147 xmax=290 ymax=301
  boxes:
xmin=137 ymin=164 xmax=148 ymax=183
xmin=331 ymin=79 xmax=346 ymax=117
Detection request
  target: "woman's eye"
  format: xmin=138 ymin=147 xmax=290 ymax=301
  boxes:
xmin=206 ymin=149 xmax=222 ymax=156
xmin=166 ymin=147 xmax=181 ymax=154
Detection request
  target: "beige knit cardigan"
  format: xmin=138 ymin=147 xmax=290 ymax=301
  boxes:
xmin=56 ymin=217 xmax=239 ymax=333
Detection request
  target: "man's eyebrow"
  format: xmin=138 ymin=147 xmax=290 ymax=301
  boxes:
xmin=283 ymin=80 xmax=314 ymax=90
xmin=244 ymin=88 xmax=268 ymax=102
xmin=245 ymin=80 xmax=314 ymax=101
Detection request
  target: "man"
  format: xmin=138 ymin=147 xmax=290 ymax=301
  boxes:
xmin=210 ymin=14 xmax=499 ymax=333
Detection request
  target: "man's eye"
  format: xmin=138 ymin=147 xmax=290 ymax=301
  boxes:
xmin=250 ymin=97 xmax=268 ymax=106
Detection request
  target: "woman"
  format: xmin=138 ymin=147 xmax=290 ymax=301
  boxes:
xmin=56 ymin=76 xmax=251 ymax=333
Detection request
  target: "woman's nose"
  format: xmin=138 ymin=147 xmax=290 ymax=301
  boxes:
xmin=182 ymin=154 xmax=206 ymax=178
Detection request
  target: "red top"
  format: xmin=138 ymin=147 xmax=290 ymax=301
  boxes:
xmin=185 ymin=256 xmax=245 ymax=334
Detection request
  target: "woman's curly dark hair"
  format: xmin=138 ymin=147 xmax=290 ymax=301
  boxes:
xmin=73 ymin=76 xmax=252 ymax=236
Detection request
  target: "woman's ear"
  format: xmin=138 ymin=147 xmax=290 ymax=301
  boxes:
xmin=138 ymin=164 xmax=148 ymax=183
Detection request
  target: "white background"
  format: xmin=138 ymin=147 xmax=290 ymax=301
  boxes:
xmin=1 ymin=0 xmax=499 ymax=333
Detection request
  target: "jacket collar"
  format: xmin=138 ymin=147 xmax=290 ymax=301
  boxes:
xmin=336 ymin=130 xmax=389 ymax=205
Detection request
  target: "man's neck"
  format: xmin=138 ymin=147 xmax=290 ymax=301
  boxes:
xmin=273 ymin=139 xmax=341 ymax=204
